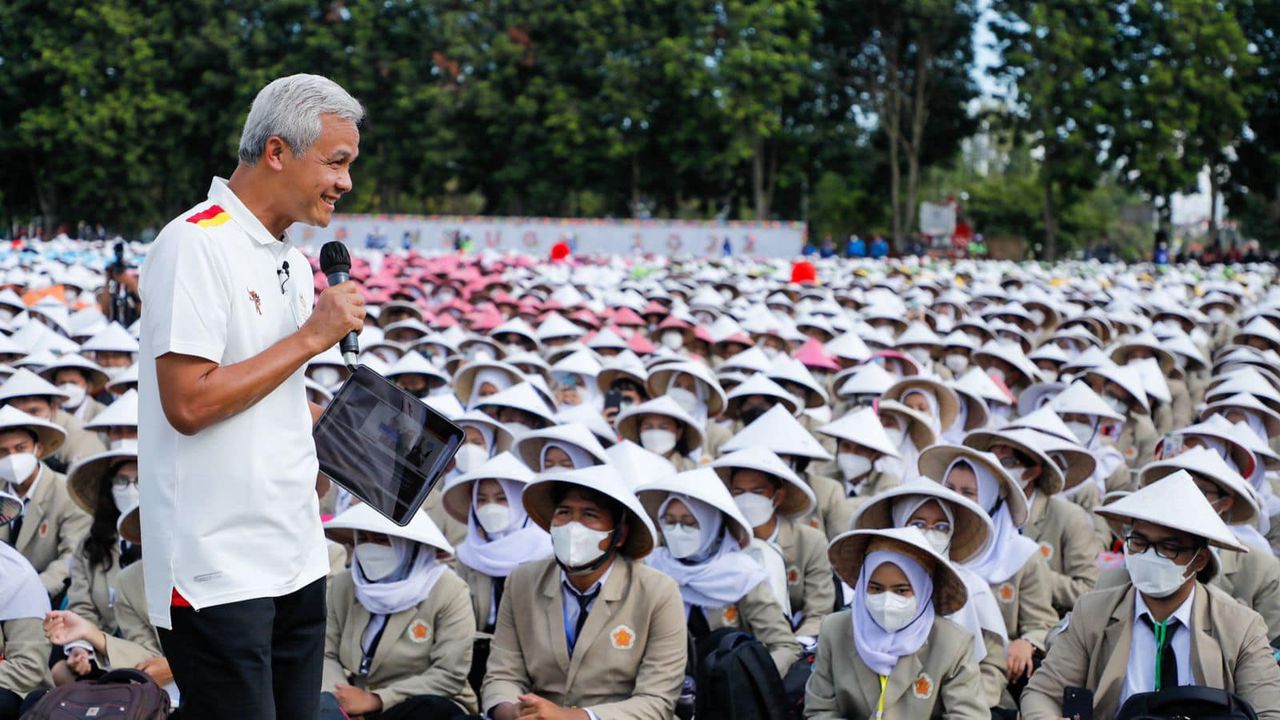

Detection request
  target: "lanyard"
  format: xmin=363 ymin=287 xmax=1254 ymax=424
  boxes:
xmin=1153 ymin=618 xmax=1169 ymax=691
xmin=876 ymin=674 xmax=888 ymax=720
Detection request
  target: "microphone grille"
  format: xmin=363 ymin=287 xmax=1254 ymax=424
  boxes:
xmin=319 ymin=241 xmax=351 ymax=274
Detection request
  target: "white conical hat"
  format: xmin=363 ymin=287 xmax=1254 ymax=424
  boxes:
xmin=473 ymin=382 xmax=557 ymax=426
xmin=646 ymin=361 xmax=727 ymax=417
xmin=917 ymin=444 xmax=1029 ymax=527
xmin=1131 ymin=357 xmax=1171 ymax=404
xmin=535 ymin=312 xmax=585 ymax=341
xmin=615 ymin=395 xmax=705 ymax=452
xmin=324 ymin=503 xmax=453 ymax=554
xmin=836 ymin=363 xmax=896 ymax=399
xmin=1139 ymin=446 xmax=1258 ymax=525
xmin=1083 ymin=362 xmax=1149 ymax=412
xmin=606 ymin=440 xmax=676 ymax=489
xmin=490 ymin=317 xmax=540 ymax=344
xmin=105 ymin=363 xmax=138 ymax=394
xmin=1007 ymin=405 xmax=1075 ymax=443
xmin=81 ymin=322 xmax=139 ymax=354
xmin=37 ymin=354 xmax=109 ymax=390
xmin=512 ymin=422 xmax=610 ymax=470
xmin=84 ymin=389 xmax=139 ymax=431
xmin=962 ymin=426 xmax=1065 ymax=496
xmin=1050 ymin=380 xmax=1125 ymax=421
xmin=452 ymin=360 xmax=524 ymax=408
xmin=849 ymin=482 xmax=994 ymax=563
xmin=441 ymin=451 xmax=535 ymax=524
xmin=385 ymin=351 xmax=450 ymax=384
xmin=766 ymin=357 xmax=829 ymax=409
xmin=826 ymin=527 xmax=968 ymax=615
xmin=953 ymin=366 xmax=1013 ymax=405
xmin=721 ymin=404 xmax=832 ymax=460
xmin=1233 ymin=317 xmax=1280 ymax=350
xmin=719 ymin=346 xmax=773 ymax=375
xmin=1095 ymin=470 xmax=1248 ymax=556
xmin=635 ymin=467 xmax=755 ymax=547
xmin=523 ymin=465 xmax=655 ymax=559
xmin=0 ymin=367 xmax=69 ymax=403
xmin=725 ymin=373 xmax=801 ymax=418
xmin=826 ymin=332 xmax=871 ymax=362
xmin=550 ymin=348 xmax=603 ymax=379
xmin=816 ymin=407 xmax=900 ymax=457
xmin=1201 ymin=392 xmax=1280 ymax=438
xmin=711 ymin=446 xmax=816 ymax=518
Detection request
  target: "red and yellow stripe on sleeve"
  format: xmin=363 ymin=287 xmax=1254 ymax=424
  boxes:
xmin=185 ymin=204 xmax=231 ymax=228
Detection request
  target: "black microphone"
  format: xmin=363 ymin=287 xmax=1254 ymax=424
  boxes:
xmin=319 ymin=241 xmax=358 ymax=368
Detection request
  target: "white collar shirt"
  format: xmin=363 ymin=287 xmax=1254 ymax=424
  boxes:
xmin=1121 ymin=584 xmax=1196 ymax=707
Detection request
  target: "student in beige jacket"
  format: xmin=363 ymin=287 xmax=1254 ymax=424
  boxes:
xmin=805 ymin=527 xmax=986 ymax=719
xmin=482 ymin=465 xmax=687 ymax=720
xmin=0 ymin=494 xmax=52 ymax=719
xmin=1022 ymin=471 xmax=1280 ymax=720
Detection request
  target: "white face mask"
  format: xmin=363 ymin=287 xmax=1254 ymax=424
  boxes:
xmin=761 ymin=345 xmax=780 ymax=359
xmin=1208 ymin=308 xmax=1225 ymax=322
xmin=453 ymin=443 xmax=489 ymax=473
xmin=667 ymin=386 xmax=698 ymax=415
xmin=882 ymin=426 xmax=905 ymax=448
xmin=59 ymin=384 xmax=86 ymax=410
xmin=475 ymin=502 xmax=511 ymax=535
xmin=355 ymin=543 xmax=401 ymax=581
xmin=640 ymin=429 xmax=677 ymax=456
xmin=1105 ymin=395 xmax=1128 ymax=416
xmin=923 ymin=529 xmax=951 ymax=555
xmin=0 ymin=453 xmax=38 ymax=487
xmin=1039 ymin=368 xmax=1059 ymax=383
xmin=551 ymin=521 xmax=611 ymax=570
xmin=943 ymin=354 xmax=969 ymax=374
xmin=662 ymin=331 xmax=684 ymax=351
xmin=837 ymin=452 xmax=873 ymax=481
xmin=906 ymin=347 xmax=932 ymax=365
xmin=661 ymin=522 xmax=703 ymax=559
xmin=987 ymin=367 xmax=1006 ymax=383
xmin=865 ymin=590 xmax=919 ymax=632
xmin=109 ymin=480 xmax=139 ymax=514
xmin=733 ymin=492 xmax=776 ymax=528
xmin=311 ymin=366 xmax=342 ymax=388
xmin=1124 ymin=545 xmax=1196 ymax=598
xmin=103 ymin=365 xmax=128 ymax=380
xmin=1067 ymin=420 xmax=1095 ymax=445
xmin=1029 ymin=309 xmax=1046 ymax=325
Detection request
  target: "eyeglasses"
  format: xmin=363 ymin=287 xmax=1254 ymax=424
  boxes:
xmin=110 ymin=475 xmax=139 ymax=490
xmin=1125 ymin=534 xmax=1199 ymax=560
xmin=906 ymin=519 xmax=951 ymax=534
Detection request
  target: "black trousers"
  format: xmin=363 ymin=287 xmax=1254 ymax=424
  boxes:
xmin=159 ymin=577 xmax=326 ymax=720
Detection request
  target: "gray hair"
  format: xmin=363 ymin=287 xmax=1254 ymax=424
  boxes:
xmin=237 ymin=74 xmax=364 ymax=165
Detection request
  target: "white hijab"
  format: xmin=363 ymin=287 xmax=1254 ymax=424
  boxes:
xmin=455 ymin=478 xmax=552 ymax=578
xmin=902 ymin=389 xmax=942 ymax=435
xmin=954 ymin=459 xmax=1039 ymax=585
xmin=468 ymin=368 xmax=513 ymax=409
xmin=943 ymin=401 xmax=969 ymax=444
xmin=351 ymin=536 xmax=448 ymax=616
xmin=540 ymin=441 xmax=595 ymax=470
xmin=852 ymin=550 xmax=935 ymax=676
xmin=647 ymin=493 xmax=767 ymax=608
xmin=0 ymin=541 xmax=49 ymax=621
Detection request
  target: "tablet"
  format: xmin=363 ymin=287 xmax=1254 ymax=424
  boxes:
xmin=314 ymin=364 xmax=464 ymax=525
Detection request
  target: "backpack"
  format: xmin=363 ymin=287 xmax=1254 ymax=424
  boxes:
xmin=22 ymin=669 xmax=170 ymax=720
xmin=693 ymin=628 xmax=794 ymax=720
xmin=1114 ymin=685 xmax=1259 ymax=720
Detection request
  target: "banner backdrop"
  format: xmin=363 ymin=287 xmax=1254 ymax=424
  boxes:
xmin=291 ymin=214 xmax=807 ymax=258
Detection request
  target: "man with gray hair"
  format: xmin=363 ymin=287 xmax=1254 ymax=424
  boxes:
xmin=138 ymin=74 xmax=366 ymax=719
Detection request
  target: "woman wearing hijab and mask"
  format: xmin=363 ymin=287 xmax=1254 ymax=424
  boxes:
xmin=616 ymin=397 xmax=705 ymax=471
xmin=805 ymin=527 xmax=985 ymax=719
xmin=1083 ymin=363 xmax=1159 ymax=471
xmin=441 ymin=452 xmax=553 ymax=693
xmin=481 ymin=465 xmax=687 ymax=720
xmin=421 ymin=411 xmax=513 ymax=550
xmin=713 ymin=447 xmax=832 ymax=641
xmin=884 ymin=377 xmax=959 ymax=447
xmin=919 ymin=445 xmax=1057 ymax=691
xmin=963 ymin=428 xmax=1100 ymax=616
xmin=48 ymin=442 xmax=140 ymax=686
xmin=816 ymin=407 xmax=902 ymax=503
xmin=647 ymin=363 xmax=728 ymax=462
xmin=513 ymin=422 xmax=610 ymax=472
xmin=1051 ymin=381 xmax=1131 ymax=494
xmin=875 ymin=399 xmax=939 ymax=484
xmin=455 ymin=361 xmax=522 ymax=411
xmin=0 ymin=493 xmax=51 ymax=720
xmin=851 ymin=484 xmax=1011 ymax=711
xmin=320 ymin=504 xmax=478 ymax=720
xmin=636 ymin=468 xmax=802 ymax=675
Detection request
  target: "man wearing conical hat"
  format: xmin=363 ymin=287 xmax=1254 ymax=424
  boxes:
xmin=1022 ymin=471 xmax=1280 ymax=719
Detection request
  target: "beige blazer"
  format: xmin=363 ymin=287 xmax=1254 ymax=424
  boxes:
xmin=0 ymin=616 xmax=50 ymax=696
xmin=66 ymin=540 xmax=126 ymax=635
xmin=423 ymin=486 xmax=468 ymax=550
xmin=77 ymin=397 xmax=106 ymax=426
xmin=1063 ymin=481 xmax=1114 ymax=548
xmin=53 ymin=409 xmax=107 ymax=469
xmin=0 ymin=466 xmax=91 ymax=596
xmin=702 ymin=579 xmax=803 ymax=674
xmin=102 ymin=560 xmax=162 ymax=671
xmin=481 ymin=556 xmax=687 ymax=720
xmin=977 ymin=627 xmax=1010 ymax=710
xmin=704 ymin=421 xmax=732 ymax=459
xmin=458 ymin=562 xmax=498 ymax=636
xmin=804 ymin=610 xmax=987 ymax=719
xmin=1168 ymin=376 xmax=1193 ymax=429
xmin=323 ymin=568 xmax=477 ymax=712
xmin=991 ymin=552 xmax=1057 ymax=651
xmin=1022 ymin=583 xmax=1280 ymax=720
xmin=774 ymin=518 xmax=835 ymax=638
xmin=1022 ymin=493 xmax=1101 ymax=614
xmin=1118 ymin=412 xmax=1158 ymax=470
xmin=800 ymin=473 xmax=854 ymax=541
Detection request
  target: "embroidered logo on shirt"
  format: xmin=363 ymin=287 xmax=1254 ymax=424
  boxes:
xmin=997 ymin=582 xmax=1015 ymax=603
xmin=912 ymin=672 xmax=934 ymax=700
xmin=408 ymin=621 xmax=431 ymax=643
xmin=722 ymin=606 xmax=738 ymax=624
xmin=1124 ymin=445 xmax=1137 ymax=460
xmin=808 ymin=517 xmax=820 ymax=530
xmin=248 ymin=290 xmax=262 ymax=316
xmin=786 ymin=567 xmax=800 ymax=585
xmin=185 ymin=205 xmax=231 ymax=228
xmin=38 ymin=521 xmax=48 ymax=537
xmin=609 ymin=624 xmax=635 ymax=650
xmin=1038 ymin=542 xmax=1055 ymax=561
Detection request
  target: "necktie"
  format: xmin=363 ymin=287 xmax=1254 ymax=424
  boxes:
xmin=567 ymin=586 xmax=599 ymax=655
xmin=485 ymin=576 xmax=507 ymax=634
xmin=1142 ymin=613 xmax=1180 ymax=691
xmin=7 ymin=499 xmax=27 ymax=547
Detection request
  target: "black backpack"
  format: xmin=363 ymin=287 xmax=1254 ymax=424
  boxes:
xmin=1114 ymin=685 xmax=1258 ymax=720
xmin=22 ymin=669 xmax=170 ymax=720
xmin=693 ymin=628 xmax=794 ymax=720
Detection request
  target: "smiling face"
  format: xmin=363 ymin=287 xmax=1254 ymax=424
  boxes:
xmin=275 ymin=114 xmax=359 ymax=228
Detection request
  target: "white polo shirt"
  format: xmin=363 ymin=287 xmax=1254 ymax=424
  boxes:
xmin=138 ymin=177 xmax=328 ymax=629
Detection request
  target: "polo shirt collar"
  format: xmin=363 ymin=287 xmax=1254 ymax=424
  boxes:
xmin=207 ymin=177 xmax=290 ymax=248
